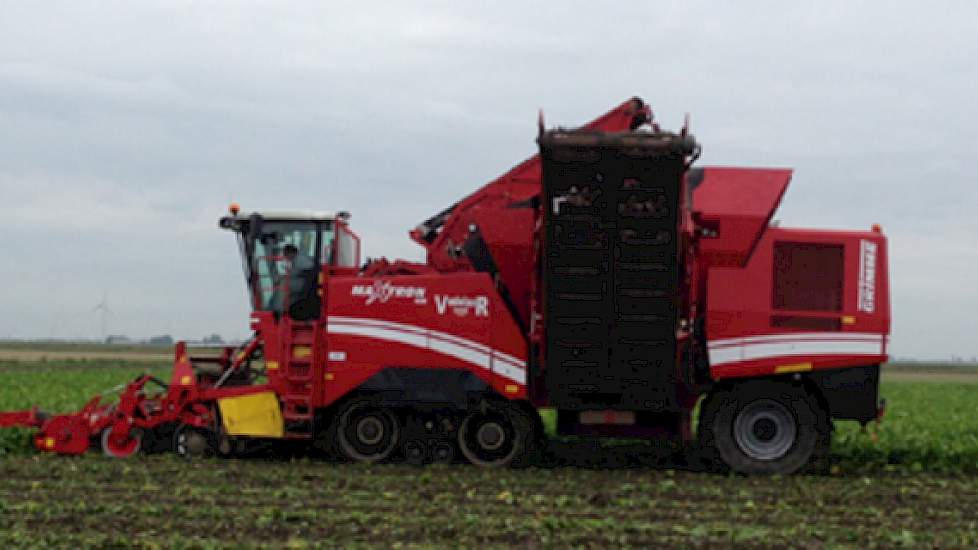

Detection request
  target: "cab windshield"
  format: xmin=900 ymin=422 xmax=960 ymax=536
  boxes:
xmin=237 ymin=220 xmax=334 ymax=317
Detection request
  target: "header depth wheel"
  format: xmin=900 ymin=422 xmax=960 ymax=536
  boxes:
xmin=100 ymin=425 xmax=141 ymax=458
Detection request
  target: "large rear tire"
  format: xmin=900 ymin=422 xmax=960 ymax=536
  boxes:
xmin=699 ymin=381 xmax=827 ymax=475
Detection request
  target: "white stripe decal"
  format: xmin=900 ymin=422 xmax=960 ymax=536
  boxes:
xmin=428 ymin=338 xmax=491 ymax=370
xmin=327 ymin=324 xmax=428 ymax=350
xmin=709 ymin=332 xmax=884 ymax=349
xmin=492 ymin=353 xmax=525 ymax=371
xmin=709 ymin=339 xmax=885 ymax=366
xmin=493 ymin=350 xmax=525 ymax=368
xmin=492 ymin=360 xmax=526 ymax=383
xmin=708 ymin=346 xmax=743 ymax=366
xmin=326 ymin=316 xmax=526 ymax=385
xmin=331 ymin=316 xmax=494 ymax=355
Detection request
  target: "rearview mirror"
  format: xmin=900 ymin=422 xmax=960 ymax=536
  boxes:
xmin=247 ymin=213 xmax=264 ymax=242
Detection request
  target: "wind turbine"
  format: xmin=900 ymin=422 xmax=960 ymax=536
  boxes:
xmin=93 ymin=293 xmax=110 ymax=342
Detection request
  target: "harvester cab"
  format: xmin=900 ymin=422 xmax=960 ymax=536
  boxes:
xmin=218 ymin=209 xmax=361 ymax=320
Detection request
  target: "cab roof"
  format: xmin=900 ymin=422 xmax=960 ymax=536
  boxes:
xmin=218 ymin=209 xmax=346 ymax=232
xmin=228 ymin=210 xmax=337 ymax=222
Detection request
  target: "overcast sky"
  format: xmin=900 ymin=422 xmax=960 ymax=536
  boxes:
xmin=1 ymin=2 xmax=975 ymax=359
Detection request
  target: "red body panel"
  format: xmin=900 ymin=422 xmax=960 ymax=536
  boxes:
xmin=705 ymin=227 xmax=890 ymax=379
xmin=252 ymin=273 xmax=530 ymax=410
xmin=321 ymin=274 xmax=528 ymax=404
xmin=693 ymin=167 xmax=792 ymax=268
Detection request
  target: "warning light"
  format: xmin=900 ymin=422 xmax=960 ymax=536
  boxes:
xmin=229 ymin=203 xmax=241 ymax=215
xmin=871 ymin=223 xmax=882 ymax=233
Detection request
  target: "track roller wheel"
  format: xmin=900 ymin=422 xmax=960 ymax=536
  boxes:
xmin=458 ymin=401 xmax=536 ymax=468
xmin=432 ymin=441 xmax=456 ymax=464
xmin=100 ymin=423 xmax=142 ymax=458
xmin=173 ymin=426 xmax=217 ymax=459
xmin=216 ymin=434 xmax=250 ymax=457
xmin=334 ymin=400 xmax=400 ymax=463
xmin=699 ymin=380 xmax=828 ymax=475
xmin=403 ymin=440 xmax=427 ymax=465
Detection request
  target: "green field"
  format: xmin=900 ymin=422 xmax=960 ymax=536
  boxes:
xmin=2 ymin=351 xmax=978 ymax=547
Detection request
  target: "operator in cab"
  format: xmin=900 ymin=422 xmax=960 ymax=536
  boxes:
xmin=271 ymin=244 xmax=317 ymax=317
xmin=283 ymin=243 xmax=316 ymax=302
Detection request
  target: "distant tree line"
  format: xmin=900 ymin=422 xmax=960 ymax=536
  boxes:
xmin=104 ymin=333 xmax=226 ymax=346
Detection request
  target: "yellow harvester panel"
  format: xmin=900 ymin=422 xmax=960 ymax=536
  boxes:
xmin=218 ymin=392 xmax=284 ymax=438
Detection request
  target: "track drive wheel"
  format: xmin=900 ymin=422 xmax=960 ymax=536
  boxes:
xmin=333 ymin=400 xmax=400 ymax=463
xmin=458 ymin=401 xmax=536 ymax=468
xmin=100 ymin=423 xmax=142 ymax=458
xmin=173 ymin=425 xmax=217 ymax=459
xmin=699 ymin=380 xmax=828 ymax=475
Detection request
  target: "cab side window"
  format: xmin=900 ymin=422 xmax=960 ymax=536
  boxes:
xmin=335 ymin=225 xmax=360 ymax=268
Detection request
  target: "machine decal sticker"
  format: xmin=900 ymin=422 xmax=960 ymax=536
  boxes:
xmin=858 ymin=239 xmax=878 ymax=313
xmin=434 ymin=295 xmax=490 ymax=317
xmin=351 ymin=281 xmax=427 ymax=306
xmin=707 ymin=332 xmax=885 ymax=366
xmin=326 ymin=316 xmax=526 ymax=384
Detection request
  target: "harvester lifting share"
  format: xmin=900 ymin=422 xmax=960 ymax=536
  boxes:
xmin=0 ymin=341 xmax=267 ymax=458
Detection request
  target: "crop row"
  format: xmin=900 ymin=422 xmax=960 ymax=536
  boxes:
xmin=2 ymin=455 xmax=978 ymax=548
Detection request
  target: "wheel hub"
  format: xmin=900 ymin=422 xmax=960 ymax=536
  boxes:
xmin=476 ymin=422 xmax=506 ymax=451
xmin=356 ymin=416 xmax=385 ymax=445
xmin=752 ymin=418 xmax=777 ymax=441
xmin=733 ymin=399 xmax=797 ymax=461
